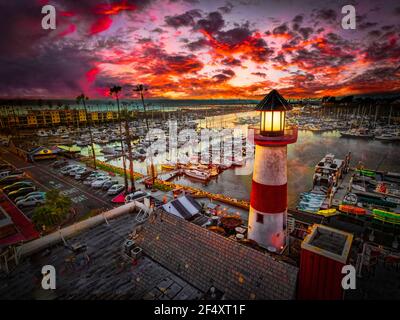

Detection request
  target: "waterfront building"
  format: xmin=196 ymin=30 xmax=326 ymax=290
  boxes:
xmin=0 ymin=108 xmax=124 ymax=129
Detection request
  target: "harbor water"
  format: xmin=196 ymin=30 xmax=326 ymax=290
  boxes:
xmin=77 ymin=117 xmax=400 ymax=209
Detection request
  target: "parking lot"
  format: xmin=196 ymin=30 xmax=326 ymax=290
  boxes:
xmin=0 ymin=148 xmax=119 ymax=220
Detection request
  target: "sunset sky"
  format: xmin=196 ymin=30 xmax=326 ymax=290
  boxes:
xmin=1 ymin=0 xmax=399 ymax=99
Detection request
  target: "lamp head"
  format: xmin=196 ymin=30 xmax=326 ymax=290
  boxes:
xmin=255 ymin=89 xmax=292 ymax=136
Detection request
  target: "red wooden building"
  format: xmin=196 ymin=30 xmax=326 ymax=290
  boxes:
xmin=298 ymin=224 xmax=353 ymax=300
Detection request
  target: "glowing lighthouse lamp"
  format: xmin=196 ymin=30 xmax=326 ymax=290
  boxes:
xmin=248 ymin=89 xmax=298 ymax=253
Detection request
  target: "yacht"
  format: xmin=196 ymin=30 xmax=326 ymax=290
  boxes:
xmin=184 ymin=169 xmax=210 ymax=181
xmin=312 ymin=153 xmax=350 ymax=193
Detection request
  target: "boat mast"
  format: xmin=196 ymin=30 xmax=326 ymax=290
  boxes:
xmin=388 ymin=104 xmax=393 ymax=126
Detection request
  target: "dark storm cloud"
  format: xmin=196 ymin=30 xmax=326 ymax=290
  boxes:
xmin=220 ymin=57 xmax=242 ymax=67
xmin=272 ymin=23 xmax=289 ymax=35
xmin=221 ymin=69 xmax=235 ymax=76
xmin=292 ymin=15 xmax=304 ymax=24
xmin=137 ymin=43 xmax=205 ymax=76
xmin=218 ymin=2 xmax=234 ymax=14
xmin=312 ymin=8 xmax=337 ymax=23
xmin=272 ymin=53 xmax=287 ymax=65
xmin=394 ymin=7 xmax=400 ymax=15
xmin=0 ymin=44 xmax=96 ymax=97
xmin=298 ymin=27 xmax=313 ymax=40
xmin=348 ymin=66 xmax=400 ymax=84
xmin=137 ymin=37 xmax=153 ymax=44
xmin=251 ymin=72 xmax=267 ymax=78
xmin=364 ymin=39 xmax=400 ymax=63
xmin=212 ymin=74 xmax=228 ymax=82
xmin=368 ymin=30 xmax=382 ymax=37
xmin=291 ymin=46 xmax=355 ymax=70
xmin=186 ymin=38 xmax=209 ymax=51
xmin=0 ymin=1 xmax=48 ymax=57
xmin=196 ymin=11 xmax=225 ymax=33
xmin=95 ymin=36 xmax=129 ymax=49
xmin=169 ymin=0 xmax=200 ymax=4
xmin=151 ymin=27 xmax=166 ymax=33
xmin=359 ymin=22 xmax=378 ymax=30
xmin=382 ymin=25 xmax=395 ymax=31
xmin=215 ymin=26 xmax=252 ymax=44
xmin=165 ymin=9 xmax=202 ymax=28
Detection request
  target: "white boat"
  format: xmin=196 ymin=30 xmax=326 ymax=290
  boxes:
xmin=101 ymin=146 xmax=118 ymax=155
xmin=340 ymin=128 xmax=373 ymax=139
xmin=37 ymin=130 xmax=49 ymax=137
xmin=375 ymin=132 xmax=400 ymax=141
xmin=184 ymin=169 xmax=210 ymax=181
xmin=76 ymin=140 xmax=89 ymax=147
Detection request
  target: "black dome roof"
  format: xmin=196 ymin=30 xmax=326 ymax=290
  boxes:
xmin=255 ymin=89 xmax=292 ymax=111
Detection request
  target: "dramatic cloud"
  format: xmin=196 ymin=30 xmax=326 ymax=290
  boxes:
xmin=165 ymin=9 xmax=202 ymax=28
xmin=1 ymin=0 xmax=399 ymax=98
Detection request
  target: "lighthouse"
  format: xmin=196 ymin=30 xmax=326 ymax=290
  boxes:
xmin=248 ymin=89 xmax=298 ymax=252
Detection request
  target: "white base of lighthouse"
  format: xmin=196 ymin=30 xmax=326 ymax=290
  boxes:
xmin=248 ymin=207 xmax=285 ymax=250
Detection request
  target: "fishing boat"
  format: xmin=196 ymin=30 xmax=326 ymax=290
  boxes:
xmin=312 ymin=153 xmax=349 ymax=193
xmin=184 ymin=169 xmax=210 ymax=181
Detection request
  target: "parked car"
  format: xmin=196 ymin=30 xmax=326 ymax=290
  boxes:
xmin=16 ymin=194 xmax=46 ymax=208
xmin=107 ymin=184 xmax=125 ymax=195
xmin=72 ymin=167 xmax=87 ymax=178
xmin=102 ymin=180 xmax=118 ymax=190
xmin=125 ymin=191 xmax=148 ymax=202
xmin=3 ymin=181 xmax=33 ymax=194
xmin=52 ymin=159 xmax=68 ymax=169
xmin=69 ymin=166 xmax=85 ymax=176
xmin=15 ymin=191 xmax=46 ymax=203
xmin=60 ymin=165 xmax=80 ymax=175
xmin=83 ymin=172 xmax=106 ymax=185
xmin=0 ymin=175 xmax=25 ymax=186
xmin=91 ymin=176 xmax=111 ymax=188
xmin=75 ymin=170 xmax=93 ymax=181
xmin=8 ymin=187 xmax=37 ymax=201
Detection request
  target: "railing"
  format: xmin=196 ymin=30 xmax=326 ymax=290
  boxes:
xmin=248 ymin=126 xmax=298 ymax=143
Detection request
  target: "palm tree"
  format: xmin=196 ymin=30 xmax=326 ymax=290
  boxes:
xmin=123 ymin=107 xmax=136 ymax=191
xmin=133 ymin=84 xmax=149 ymax=130
xmin=76 ymin=94 xmax=96 ymax=169
xmin=110 ymin=85 xmax=128 ymax=190
xmin=133 ymin=84 xmax=155 ymax=185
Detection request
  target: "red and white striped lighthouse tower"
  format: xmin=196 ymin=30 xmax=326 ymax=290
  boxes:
xmin=248 ymin=89 xmax=298 ymax=252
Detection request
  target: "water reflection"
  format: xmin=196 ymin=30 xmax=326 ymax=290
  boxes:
xmin=76 ymin=118 xmax=399 ymax=209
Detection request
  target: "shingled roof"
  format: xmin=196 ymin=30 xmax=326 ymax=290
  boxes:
xmin=255 ymin=89 xmax=292 ymax=111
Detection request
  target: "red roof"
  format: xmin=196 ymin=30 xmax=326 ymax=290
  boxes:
xmin=0 ymin=194 xmax=39 ymax=246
